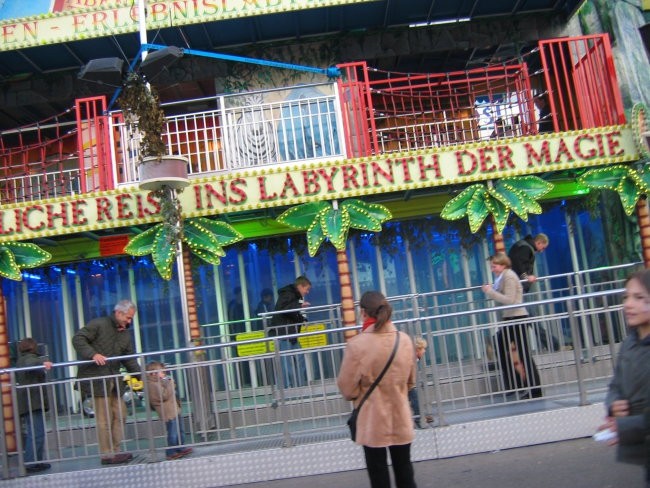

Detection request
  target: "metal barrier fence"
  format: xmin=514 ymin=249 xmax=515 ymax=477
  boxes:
xmin=0 ymin=282 xmax=628 ymax=479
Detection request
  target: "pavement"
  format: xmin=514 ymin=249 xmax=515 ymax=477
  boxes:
xmin=229 ymin=437 xmax=644 ymax=488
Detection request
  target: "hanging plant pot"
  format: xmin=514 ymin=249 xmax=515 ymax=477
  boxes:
xmin=139 ymin=155 xmax=190 ymax=191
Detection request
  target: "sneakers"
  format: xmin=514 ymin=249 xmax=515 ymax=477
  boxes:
xmin=166 ymin=447 xmax=193 ymax=461
xmin=101 ymin=452 xmax=133 ymax=465
xmin=26 ymin=463 xmax=51 ymax=473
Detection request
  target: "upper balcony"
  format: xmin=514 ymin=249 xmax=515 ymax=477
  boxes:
xmin=0 ymin=34 xmax=626 ymax=206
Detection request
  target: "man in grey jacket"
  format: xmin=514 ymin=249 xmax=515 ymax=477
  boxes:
xmin=72 ymin=299 xmax=140 ymax=465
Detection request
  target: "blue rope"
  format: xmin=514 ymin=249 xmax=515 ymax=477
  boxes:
xmin=143 ymin=43 xmax=341 ymax=79
xmin=107 ymin=43 xmax=340 ymax=111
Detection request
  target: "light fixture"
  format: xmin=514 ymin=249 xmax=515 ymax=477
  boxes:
xmin=139 ymin=46 xmax=184 ymax=81
xmin=409 ymin=17 xmax=471 ymax=28
xmin=77 ymin=57 xmax=125 ymax=87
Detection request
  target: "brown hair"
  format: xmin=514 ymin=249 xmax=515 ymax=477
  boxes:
xmin=488 ymin=252 xmax=512 ymax=268
xmin=359 ymin=291 xmax=392 ymax=331
xmin=18 ymin=337 xmax=38 ymax=354
xmin=295 ymin=275 xmax=311 ymax=287
xmin=146 ymin=360 xmax=164 ymax=372
xmin=626 ymin=269 xmax=650 ymax=294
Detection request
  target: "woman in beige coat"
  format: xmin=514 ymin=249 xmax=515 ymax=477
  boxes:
xmin=337 ymin=291 xmax=418 ymax=488
xmin=482 ymin=252 xmax=542 ymax=399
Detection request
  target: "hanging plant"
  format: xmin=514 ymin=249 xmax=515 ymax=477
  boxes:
xmin=578 ymin=164 xmax=650 ymax=216
xmin=276 ymin=199 xmax=392 ymax=256
xmin=0 ymin=242 xmax=52 ymax=281
xmin=440 ymin=176 xmax=554 ymax=233
xmin=125 ymin=216 xmax=243 ymax=280
xmin=118 ymin=72 xmax=167 ymax=159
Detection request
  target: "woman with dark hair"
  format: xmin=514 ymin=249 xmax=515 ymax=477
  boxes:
xmin=337 ymin=291 xmax=418 ymax=488
xmin=599 ymin=269 xmax=650 ymax=486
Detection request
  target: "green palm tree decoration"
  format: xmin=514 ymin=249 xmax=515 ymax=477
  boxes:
xmin=0 ymin=242 xmax=51 ymax=281
xmin=276 ymin=199 xmax=392 ymax=256
xmin=578 ymin=164 xmax=650 ymax=216
xmin=440 ymin=176 xmax=554 ymax=233
xmin=125 ymin=217 xmax=244 ymax=280
xmin=577 ymin=103 xmax=650 ymax=216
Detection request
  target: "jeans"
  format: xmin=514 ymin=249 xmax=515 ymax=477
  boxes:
xmin=278 ymin=339 xmax=306 ymax=388
xmin=22 ymin=409 xmax=46 ymax=463
xmin=166 ymin=416 xmax=186 ymax=456
xmin=363 ymin=444 xmax=417 ymax=488
xmin=408 ymin=388 xmax=420 ymax=421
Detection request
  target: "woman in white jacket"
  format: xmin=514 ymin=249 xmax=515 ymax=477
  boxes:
xmin=482 ymin=252 xmax=542 ymax=399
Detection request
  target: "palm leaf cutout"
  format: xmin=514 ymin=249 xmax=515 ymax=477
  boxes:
xmin=152 ymin=225 xmax=177 ymax=280
xmin=0 ymin=242 xmax=52 ymax=281
xmin=276 ymin=199 xmax=392 ymax=256
xmin=441 ymin=176 xmax=553 ymax=233
xmin=124 ymin=226 xmax=159 ymax=256
xmin=124 ymin=217 xmax=244 ymax=280
xmin=578 ymin=165 xmax=648 ymax=216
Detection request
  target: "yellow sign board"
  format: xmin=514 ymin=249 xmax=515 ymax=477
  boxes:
xmin=0 ymin=126 xmax=639 ymax=243
xmin=298 ymin=323 xmax=328 ymax=349
xmin=235 ymin=331 xmax=274 ymax=357
xmin=0 ymin=0 xmax=379 ymax=51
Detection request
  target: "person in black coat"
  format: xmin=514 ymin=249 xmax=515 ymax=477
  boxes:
xmin=269 ymin=276 xmax=312 ymax=387
xmin=16 ymin=337 xmax=52 ymax=473
xmin=507 ymin=233 xmax=549 ymax=293
xmin=508 ymin=233 xmax=555 ymax=352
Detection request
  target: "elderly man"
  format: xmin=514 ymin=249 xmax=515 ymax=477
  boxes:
xmin=72 ymin=299 xmax=140 ymax=465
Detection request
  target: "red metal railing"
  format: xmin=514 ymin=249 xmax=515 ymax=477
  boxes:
xmin=0 ymin=34 xmax=628 ymax=205
xmin=539 ymin=34 xmax=625 ymax=131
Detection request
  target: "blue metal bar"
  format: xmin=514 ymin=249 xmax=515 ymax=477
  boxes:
xmin=143 ymin=43 xmax=341 ymax=79
xmin=107 ymin=43 xmax=341 ymax=111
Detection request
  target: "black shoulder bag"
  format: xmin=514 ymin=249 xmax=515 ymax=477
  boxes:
xmin=347 ymin=331 xmax=400 ymax=441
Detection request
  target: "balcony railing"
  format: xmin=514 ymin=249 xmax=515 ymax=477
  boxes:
xmin=112 ymin=83 xmax=346 ymax=186
xmin=0 ymin=34 xmax=625 ymax=205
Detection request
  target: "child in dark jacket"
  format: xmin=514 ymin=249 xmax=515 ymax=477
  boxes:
xmin=146 ymin=361 xmax=193 ymax=460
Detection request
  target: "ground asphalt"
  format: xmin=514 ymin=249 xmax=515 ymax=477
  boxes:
xmin=230 ymin=437 xmax=644 ymax=488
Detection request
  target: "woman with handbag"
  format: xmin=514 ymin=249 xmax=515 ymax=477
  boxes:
xmin=337 ymin=291 xmax=418 ymax=488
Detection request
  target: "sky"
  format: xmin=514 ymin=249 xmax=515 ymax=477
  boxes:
xmin=0 ymin=0 xmax=53 ymax=21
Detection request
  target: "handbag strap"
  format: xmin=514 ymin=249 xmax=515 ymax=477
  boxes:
xmin=356 ymin=331 xmax=400 ymax=411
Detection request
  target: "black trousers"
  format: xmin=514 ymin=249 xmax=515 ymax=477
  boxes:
xmin=494 ymin=317 xmax=542 ymax=397
xmin=363 ymin=443 xmax=417 ymax=488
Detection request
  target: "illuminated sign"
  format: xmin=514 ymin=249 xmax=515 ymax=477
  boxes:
xmin=0 ymin=126 xmax=639 ymax=243
xmin=0 ymin=0 xmax=379 ymax=51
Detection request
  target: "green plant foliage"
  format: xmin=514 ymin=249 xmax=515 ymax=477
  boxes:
xmin=577 ymin=164 xmax=647 ymax=216
xmin=0 ymin=242 xmax=52 ymax=281
xmin=276 ymin=199 xmax=392 ymax=256
xmin=440 ymin=176 xmax=554 ymax=233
